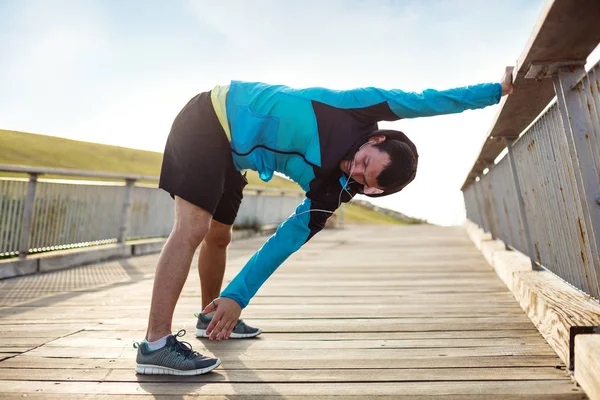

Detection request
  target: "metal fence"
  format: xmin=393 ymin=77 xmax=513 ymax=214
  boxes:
xmin=0 ymin=165 xmax=304 ymax=259
xmin=463 ymin=62 xmax=600 ymax=299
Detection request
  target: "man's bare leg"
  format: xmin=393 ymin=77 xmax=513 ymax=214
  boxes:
xmin=199 ymin=219 xmax=232 ymax=310
xmin=145 ymin=196 xmax=212 ymax=342
xmin=196 ymin=220 xmax=261 ymax=339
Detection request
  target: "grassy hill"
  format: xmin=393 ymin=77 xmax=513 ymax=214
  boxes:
xmin=0 ymin=129 xmax=409 ymax=224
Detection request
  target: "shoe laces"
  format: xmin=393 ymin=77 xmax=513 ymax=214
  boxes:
xmin=170 ymin=329 xmax=200 ymax=360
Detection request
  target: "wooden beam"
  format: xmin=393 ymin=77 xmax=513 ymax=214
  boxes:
xmin=511 ymin=270 xmax=600 ymax=364
xmin=467 ymin=220 xmax=600 ymax=398
xmin=575 ymin=335 xmax=600 ymax=400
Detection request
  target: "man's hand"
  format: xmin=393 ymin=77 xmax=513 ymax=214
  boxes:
xmin=202 ymin=297 xmax=242 ymax=341
xmin=501 ymin=66 xmax=514 ymax=96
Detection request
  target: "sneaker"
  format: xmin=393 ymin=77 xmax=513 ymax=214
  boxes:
xmin=134 ymin=329 xmax=221 ymax=375
xmin=195 ymin=313 xmax=262 ymax=339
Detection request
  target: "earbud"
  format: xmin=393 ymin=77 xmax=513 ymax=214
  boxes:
xmin=291 ymin=138 xmax=384 ymax=220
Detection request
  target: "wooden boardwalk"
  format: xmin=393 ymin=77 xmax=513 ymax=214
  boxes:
xmin=0 ymin=225 xmax=586 ymax=399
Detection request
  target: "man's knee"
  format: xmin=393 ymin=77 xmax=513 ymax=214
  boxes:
xmin=172 ymin=196 xmax=212 ymax=247
xmin=204 ymin=220 xmax=233 ymax=249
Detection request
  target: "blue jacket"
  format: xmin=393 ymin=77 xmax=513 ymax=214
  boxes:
xmin=220 ymin=80 xmax=502 ymax=308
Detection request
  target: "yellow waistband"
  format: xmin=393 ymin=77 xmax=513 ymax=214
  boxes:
xmin=210 ymin=84 xmax=231 ymax=142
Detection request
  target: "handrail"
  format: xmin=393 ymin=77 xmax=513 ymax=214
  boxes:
xmin=0 ymin=164 xmax=159 ymax=182
xmin=461 ymin=0 xmax=600 ymax=190
xmin=462 ymin=0 xmax=600 ymax=301
xmin=0 ymin=164 xmax=304 ymax=195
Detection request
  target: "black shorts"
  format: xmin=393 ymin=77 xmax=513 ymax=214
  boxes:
xmin=159 ymin=91 xmax=248 ymax=225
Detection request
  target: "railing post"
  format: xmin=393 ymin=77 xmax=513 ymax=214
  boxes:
xmin=471 ymin=182 xmax=484 ymax=228
xmin=254 ymin=189 xmax=263 ymax=227
xmin=18 ymin=173 xmax=38 ymax=258
xmin=279 ymin=191 xmax=286 ymax=223
xmin=553 ymin=66 xmax=600 ymax=276
xmin=505 ymin=138 xmax=539 ymax=269
xmin=474 ymin=179 xmax=492 ymax=234
xmin=117 ymin=179 xmax=135 ymax=244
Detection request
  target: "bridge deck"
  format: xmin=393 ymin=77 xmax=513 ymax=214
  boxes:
xmin=0 ymin=225 xmax=585 ymax=399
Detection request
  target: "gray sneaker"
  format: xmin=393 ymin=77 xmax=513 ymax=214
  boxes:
xmin=195 ymin=313 xmax=262 ymax=339
xmin=134 ymin=330 xmax=221 ymax=375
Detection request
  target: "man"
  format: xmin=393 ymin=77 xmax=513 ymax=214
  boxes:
xmin=134 ymin=68 xmax=514 ymax=375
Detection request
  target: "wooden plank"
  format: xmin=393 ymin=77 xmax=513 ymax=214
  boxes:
xmin=0 ymin=321 xmax=537 ymax=333
xmin=60 ymin=329 xmax=545 ymax=341
xmin=0 ymin=380 xmax=586 ymax=397
xmin=0 ymin=316 xmax=536 ymax=325
xmin=44 ymin=337 xmax=549 ymax=350
xmin=574 ymin=335 xmax=600 ymax=400
xmin=218 ymin=279 xmax=508 ymax=287
xmin=512 ymin=270 xmax=600 ymax=364
xmin=0 ymin=303 xmax=529 ymax=314
xmin=0 ymin=355 xmax=565 ymax=370
xmin=1 ymin=308 xmax=527 ymax=319
xmin=0 ymin=367 xmax=570 ymax=383
xmin=0 ymin=395 xmax=585 ymax=400
xmin=5 ymin=294 xmax=521 ymax=306
xmin=23 ymin=345 xmax=557 ymax=359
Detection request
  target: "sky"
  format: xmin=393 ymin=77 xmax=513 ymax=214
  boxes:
xmin=0 ymin=0 xmax=549 ymax=226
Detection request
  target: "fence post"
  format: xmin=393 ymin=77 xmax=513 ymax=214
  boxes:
xmin=279 ymin=192 xmax=286 ymax=224
xmin=505 ymin=138 xmax=539 ymax=269
xmin=18 ymin=173 xmax=38 ymax=258
xmin=470 ymin=182 xmax=484 ymax=228
xmin=474 ymin=179 xmax=491 ymax=234
xmin=553 ymin=67 xmax=600 ymax=280
xmin=254 ymin=189 xmax=263 ymax=227
xmin=118 ymin=179 xmax=135 ymax=244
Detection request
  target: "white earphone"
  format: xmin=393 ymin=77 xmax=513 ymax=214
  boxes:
xmin=292 ymin=140 xmax=383 ymax=220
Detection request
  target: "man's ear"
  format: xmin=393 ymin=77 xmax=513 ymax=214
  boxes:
xmin=369 ymin=135 xmax=386 ymax=145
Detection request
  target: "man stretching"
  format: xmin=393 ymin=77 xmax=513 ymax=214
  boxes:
xmin=134 ymin=68 xmax=514 ymax=375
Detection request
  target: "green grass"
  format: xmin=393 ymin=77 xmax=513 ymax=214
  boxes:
xmin=0 ymin=128 xmax=408 ymax=224
xmin=342 ymin=203 xmax=409 ymax=225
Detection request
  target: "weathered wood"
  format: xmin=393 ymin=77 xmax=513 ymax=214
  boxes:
xmin=0 ymin=395 xmax=586 ymax=400
xmin=0 ymin=380 xmax=586 ymax=397
xmin=25 ymin=345 xmax=558 ymax=359
xmin=0 ymin=347 xmax=32 ymax=353
xmin=0 ymin=354 xmax=18 ymax=362
xmin=52 ymin=329 xmax=545 ymax=341
xmin=462 ymin=0 xmax=600 ymax=187
xmin=0 ymin=355 xmax=564 ymax=370
xmin=0 ymin=225 xmax=580 ymax=398
xmin=574 ymin=335 xmax=600 ymax=400
xmin=512 ymin=270 xmax=600 ymax=364
xmin=0 ymin=367 xmax=570 ymax=382
xmin=0 ymin=316 xmax=536 ymax=325
xmin=44 ymin=337 xmax=548 ymax=350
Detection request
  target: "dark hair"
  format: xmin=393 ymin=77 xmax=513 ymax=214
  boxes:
xmin=374 ymin=139 xmax=418 ymax=192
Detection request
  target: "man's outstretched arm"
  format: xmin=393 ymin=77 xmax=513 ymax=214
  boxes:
xmin=201 ymin=196 xmax=336 ymax=340
xmin=306 ymin=66 xmax=513 ymax=122
xmin=382 ymin=66 xmax=513 ymax=119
